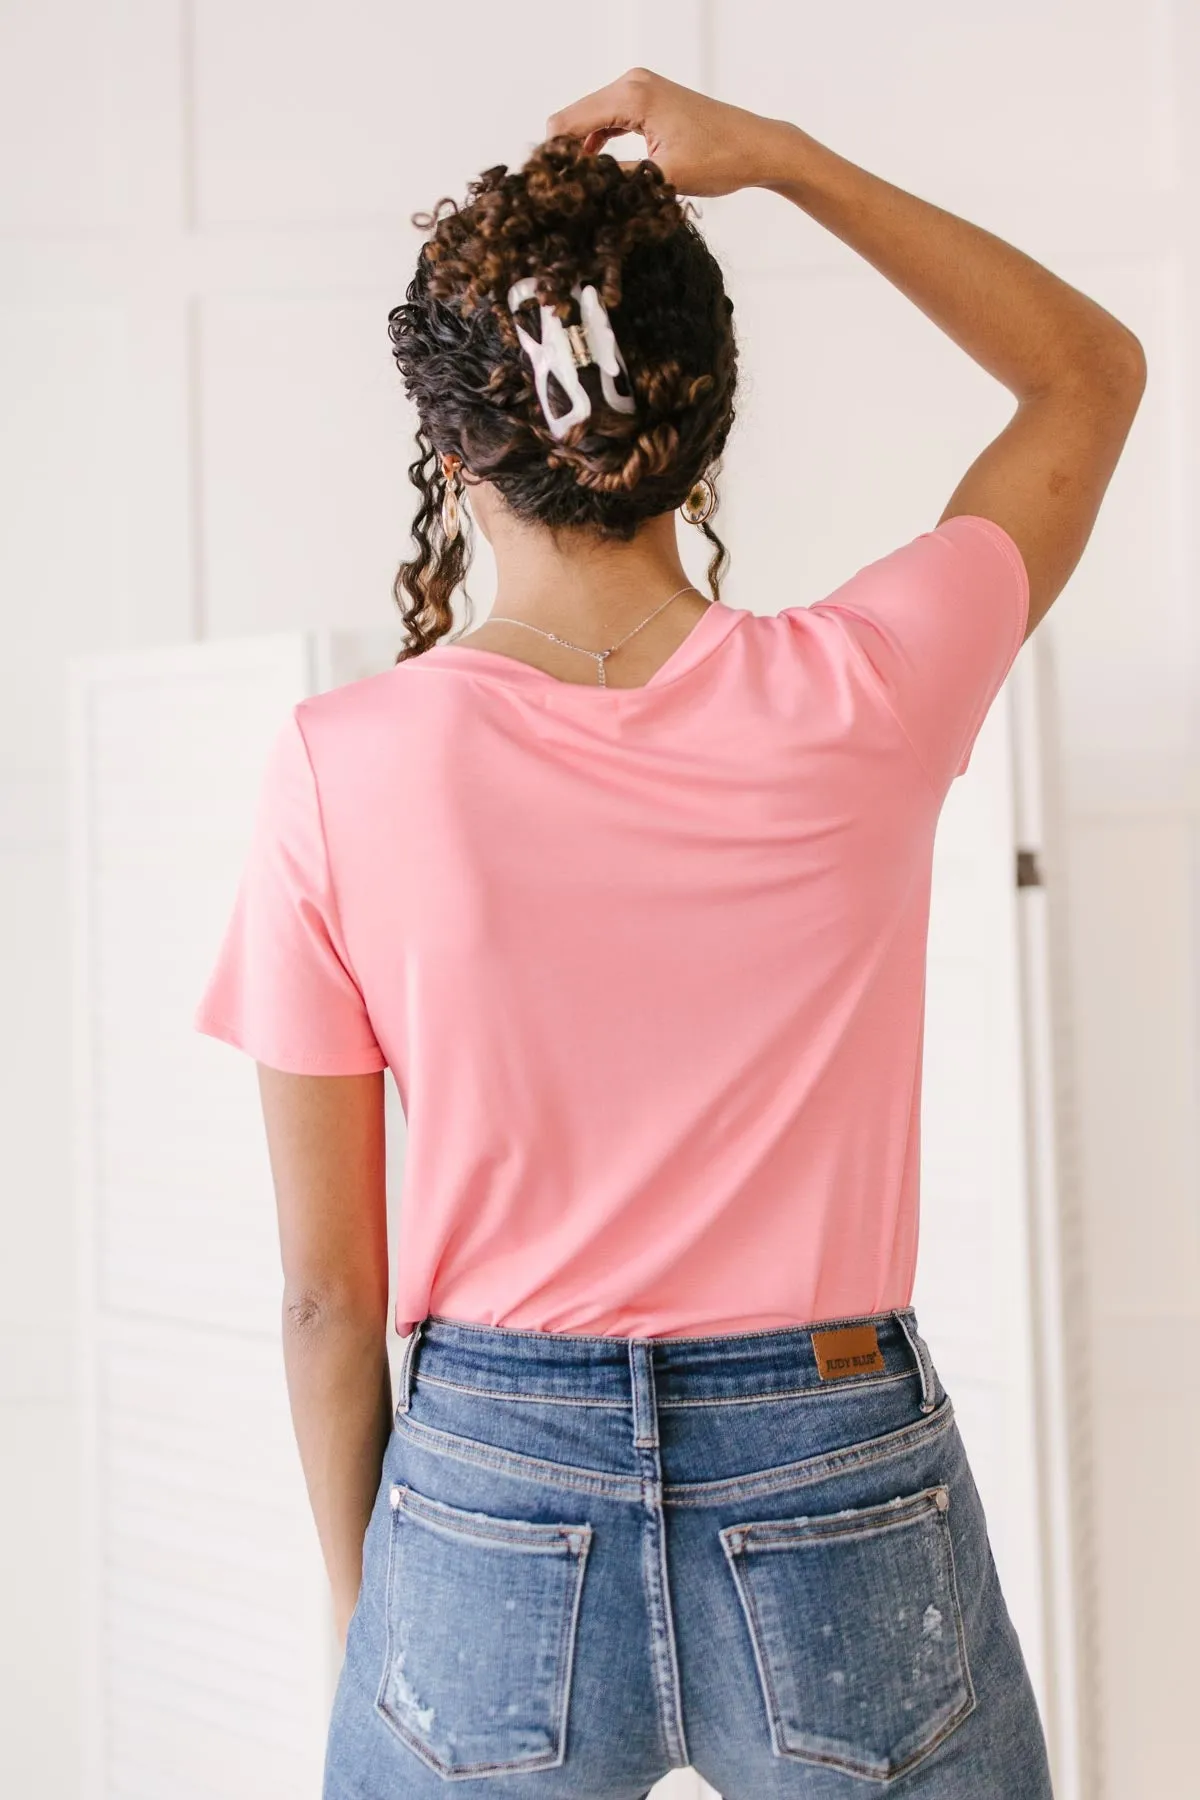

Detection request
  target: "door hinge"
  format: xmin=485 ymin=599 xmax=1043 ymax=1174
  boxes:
xmin=1016 ymin=847 xmax=1044 ymax=888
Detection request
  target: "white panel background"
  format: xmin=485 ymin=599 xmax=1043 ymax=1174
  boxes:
xmin=2 ymin=3 xmax=1195 ymax=1797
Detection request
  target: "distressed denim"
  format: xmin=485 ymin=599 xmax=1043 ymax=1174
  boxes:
xmin=324 ymin=1307 xmax=1054 ymax=1797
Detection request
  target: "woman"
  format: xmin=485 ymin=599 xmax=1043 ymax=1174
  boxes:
xmin=194 ymin=69 xmax=1144 ymax=1800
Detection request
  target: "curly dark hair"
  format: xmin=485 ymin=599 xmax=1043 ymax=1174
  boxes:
xmin=386 ymin=136 xmax=739 ymax=661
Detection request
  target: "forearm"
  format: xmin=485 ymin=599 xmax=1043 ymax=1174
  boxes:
xmin=755 ymin=122 xmax=1143 ymax=399
xmin=281 ymin=1292 xmax=393 ymax=1649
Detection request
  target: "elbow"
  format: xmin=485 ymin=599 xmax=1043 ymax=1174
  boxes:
xmin=1109 ymin=329 xmax=1147 ymax=393
xmin=1064 ymin=328 xmax=1148 ymax=400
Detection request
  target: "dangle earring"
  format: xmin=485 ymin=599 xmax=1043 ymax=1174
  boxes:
xmin=681 ymin=474 xmax=716 ymax=526
xmin=440 ymin=456 xmax=464 ymax=543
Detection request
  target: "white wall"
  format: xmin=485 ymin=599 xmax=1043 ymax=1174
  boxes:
xmin=3 ymin=3 xmax=1195 ymax=1795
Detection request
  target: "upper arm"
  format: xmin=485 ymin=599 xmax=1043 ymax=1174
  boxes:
xmin=192 ymin=706 xmax=390 ymax=1310
xmin=256 ymin=1066 xmax=388 ymax=1318
xmin=938 ymin=341 xmax=1147 ymax=645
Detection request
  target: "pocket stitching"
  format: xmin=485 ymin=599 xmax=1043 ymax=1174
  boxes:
xmin=373 ymin=1490 xmax=592 ymax=1778
xmin=721 ymin=1530 xmax=795 ymax=1769
xmin=393 ymin=1482 xmax=594 ymax=1554
xmin=721 ymin=1487 xmax=976 ymax=1781
xmin=720 ymin=1484 xmax=948 ymax=1552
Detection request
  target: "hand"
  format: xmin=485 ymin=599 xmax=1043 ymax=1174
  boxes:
xmin=545 ymin=68 xmax=792 ymax=199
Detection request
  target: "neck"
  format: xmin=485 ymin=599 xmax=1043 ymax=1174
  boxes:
xmin=486 ymin=509 xmax=701 ymax=633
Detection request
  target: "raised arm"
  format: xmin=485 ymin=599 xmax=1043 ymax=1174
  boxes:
xmin=547 ymin=70 xmax=1147 ymax=642
xmin=758 ymin=126 xmax=1145 ymax=642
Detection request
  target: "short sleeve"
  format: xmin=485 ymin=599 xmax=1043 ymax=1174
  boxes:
xmin=193 ymin=708 xmax=387 ymax=1075
xmin=806 ymin=513 xmax=1030 ymax=792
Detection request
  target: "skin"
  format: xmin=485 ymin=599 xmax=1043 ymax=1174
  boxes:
xmin=256 ymin=69 xmax=1147 ymax=1654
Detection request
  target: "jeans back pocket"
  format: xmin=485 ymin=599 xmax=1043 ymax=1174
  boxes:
xmin=719 ymin=1483 xmax=975 ymax=1782
xmin=375 ymin=1482 xmax=592 ymax=1778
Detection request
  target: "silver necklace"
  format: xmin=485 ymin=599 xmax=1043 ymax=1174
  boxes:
xmin=484 ymin=584 xmax=702 ymax=686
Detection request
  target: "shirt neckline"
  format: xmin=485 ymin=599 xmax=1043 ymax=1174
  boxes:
xmin=419 ymin=598 xmax=746 ymax=696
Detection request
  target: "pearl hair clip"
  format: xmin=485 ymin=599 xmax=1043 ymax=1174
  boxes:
xmin=507 ymin=277 xmax=637 ymax=440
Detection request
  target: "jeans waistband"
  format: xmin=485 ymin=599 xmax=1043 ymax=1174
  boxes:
xmin=396 ymin=1306 xmax=938 ymax=1417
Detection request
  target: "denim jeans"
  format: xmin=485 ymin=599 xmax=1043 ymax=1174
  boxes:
xmin=324 ymin=1307 xmax=1054 ymax=1796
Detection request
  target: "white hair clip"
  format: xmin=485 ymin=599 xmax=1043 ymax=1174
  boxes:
xmin=507 ymin=277 xmax=636 ymax=440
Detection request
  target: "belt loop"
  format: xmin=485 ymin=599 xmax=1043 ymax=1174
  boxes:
xmin=893 ymin=1309 xmax=937 ymax=1414
xmin=628 ymin=1339 xmax=659 ymax=1449
xmin=396 ymin=1317 xmax=425 ymax=1414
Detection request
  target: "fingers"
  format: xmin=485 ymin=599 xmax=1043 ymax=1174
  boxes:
xmin=578 ymin=128 xmax=623 ymax=157
xmin=546 ymin=69 xmax=650 ymax=144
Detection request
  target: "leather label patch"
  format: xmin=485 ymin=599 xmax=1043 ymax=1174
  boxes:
xmin=811 ymin=1323 xmax=885 ymax=1381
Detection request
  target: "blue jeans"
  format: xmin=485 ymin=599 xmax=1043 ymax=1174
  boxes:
xmin=324 ymin=1307 xmax=1054 ymax=1796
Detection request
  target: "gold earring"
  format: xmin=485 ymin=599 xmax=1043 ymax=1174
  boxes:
xmin=681 ymin=475 xmax=716 ymax=525
xmin=441 ymin=464 xmax=462 ymax=543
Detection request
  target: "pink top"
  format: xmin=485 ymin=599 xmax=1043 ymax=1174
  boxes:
xmin=194 ymin=513 xmax=1029 ymax=1339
